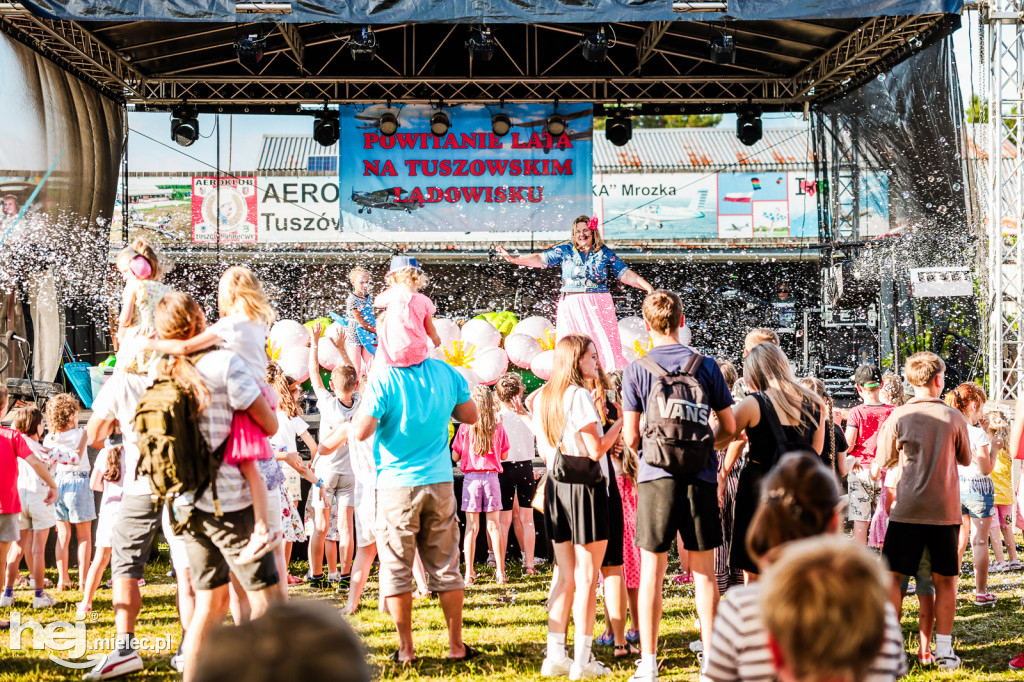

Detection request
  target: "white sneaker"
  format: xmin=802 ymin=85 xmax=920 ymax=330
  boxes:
xmin=689 ymin=640 xmax=703 ymax=653
xmin=541 ymin=655 xmax=574 ymax=677
xmin=0 ymin=594 xmax=15 ymax=607
xmin=82 ymin=650 xmax=144 ymax=680
xmin=936 ymin=652 xmax=962 ymax=670
xmin=628 ymin=661 xmax=659 ymax=682
xmin=170 ymin=652 xmax=184 ymax=673
xmin=32 ymin=592 xmax=56 ymax=609
xmin=569 ymin=656 xmax=611 ymax=680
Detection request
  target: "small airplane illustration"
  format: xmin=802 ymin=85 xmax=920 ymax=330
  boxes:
xmin=627 ymin=190 xmax=709 ymax=230
xmin=351 ymin=187 xmax=419 ymax=213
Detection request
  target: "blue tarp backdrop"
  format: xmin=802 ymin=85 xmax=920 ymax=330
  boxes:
xmin=21 ymin=0 xmax=962 ymax=23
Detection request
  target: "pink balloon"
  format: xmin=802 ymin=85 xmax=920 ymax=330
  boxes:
xmin=505 ymin=333 xmax=542 ymax=369
xmin=278 ymin=346 xmax=310 ymax=383
xmin=474 ymin=347 xmax=509 ymax=386
xmin=530 ymin=350 xmax=555 ymax=381
xmin=461 ymin=319 xmax=502 ymax=349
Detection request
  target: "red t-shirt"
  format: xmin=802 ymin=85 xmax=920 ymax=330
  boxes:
xmin=847 ymin=403 xmax=895 ymax=462
xmin=0 ymin=427 xmax=32 ymax=514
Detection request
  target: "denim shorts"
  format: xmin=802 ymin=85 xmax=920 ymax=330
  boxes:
xmin=960 ymin=476 xmax=996 ymax=519
xmin=55 ymin=472 xmax=97 ymax=523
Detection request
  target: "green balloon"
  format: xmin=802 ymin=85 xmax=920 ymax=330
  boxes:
xmin=517 ymin=368 xmax=546 ymax=393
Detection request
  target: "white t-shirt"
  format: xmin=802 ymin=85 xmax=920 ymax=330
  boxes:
xmin=208 ymin=313 xmax=269 ymax=381
xmin=270 ymin=413 xmax=309 ymax=453
xmin=531 ymin=386 xmax=603 ymax=476
xmin=45 ymin=428 xmax=90 ymax=475
xmin=314 ymin=389 xmax=359 ymax=476
xmin=90 ymin=370 xmax=153 ymax=497
xmin=17 ymin=438 xmax=49 ymax=494
xmin=498 ymin=408 xmax=536 ymax=463
xmin=959 ymin=424 xmax=992 ymax=480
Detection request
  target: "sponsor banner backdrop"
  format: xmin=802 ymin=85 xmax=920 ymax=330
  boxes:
xmin=595 ymin=171 xmax=889 ymax=240
xmin=191 ymin=176 xmax=258 ymax=244
xmin=257 ymin=177 xmax=342 ymax=243
xmin=339 ymin=102 xmax=593 ymax=241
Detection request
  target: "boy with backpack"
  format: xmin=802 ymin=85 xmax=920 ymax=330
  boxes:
xmin=622 ymin=290 xmax=737 ymax=681
xmin=844 ymin=364 xmax=894 ymax=545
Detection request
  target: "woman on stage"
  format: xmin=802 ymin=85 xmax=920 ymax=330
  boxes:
xmin=496 ymin=215 xmax=653 ymax=372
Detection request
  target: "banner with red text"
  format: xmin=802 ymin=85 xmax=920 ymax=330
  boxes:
xmin=339 ymin=103 xmax=592 ymax=241
xmin=191 ymin=176 xmax=258 ymax=243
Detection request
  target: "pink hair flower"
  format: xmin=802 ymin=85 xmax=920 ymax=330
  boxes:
xmin=587 ymin=216 xmax=599 ymax=231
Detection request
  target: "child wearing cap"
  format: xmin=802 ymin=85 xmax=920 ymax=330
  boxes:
xmin=374 ymin=256 xmax=441 ymax=368
xmin=844 ymin=364 xmax=894 ymax=545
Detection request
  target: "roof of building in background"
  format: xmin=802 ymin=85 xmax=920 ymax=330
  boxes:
xmin=258 ymin=135 xmax=339 ymax=171
xmin=593 ymin=127 xmax=815 ymax=173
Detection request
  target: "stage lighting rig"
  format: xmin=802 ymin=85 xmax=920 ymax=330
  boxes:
xmin=580 ymin=28 xmax=609 ymax=63
xmin=736 ymin=101 xmax=762 ymax=146
xmin=349 ymin=27 xmax=377 ymax=62
xmin=431 ymin=107 xmax=451 ymax=137
xmin=466 ymin=26 xmax=494 ymax=61
xmin=313 ymin=108 xmax=340 ymax=147
xmin=491 ymin=112 xmax=512 ymax=137
xmin=234 ymin=33 xmax=266 ymax=67
xmin=546 ymin=113 xmax=566 ymax=137
xmin=171 ymin=103 xmax=199 ymax=147
xmin=605 ymin=113 xmax=632 ymax=147
xmin=378 ymin=109 xmax=399 ymax=137
xmin=708 ymin=35 xmax=735 ymax=65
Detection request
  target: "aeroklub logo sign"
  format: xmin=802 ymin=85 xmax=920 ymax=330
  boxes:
xmin=8 ymin=611 xmax=172 ymax=669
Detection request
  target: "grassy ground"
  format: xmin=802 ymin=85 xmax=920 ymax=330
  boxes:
xmin=2 ymin=546 xmax=1024 ymax=681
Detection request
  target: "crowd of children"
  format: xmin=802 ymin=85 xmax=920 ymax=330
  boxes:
xmin=2 ymin=235 xmax=1024 ymax=680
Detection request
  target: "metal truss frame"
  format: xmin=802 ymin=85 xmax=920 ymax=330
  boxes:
xmin=983 ymin=0 xmax=1024 ymax=401
xmin=0 ymin=3 xmax=954 ymax=109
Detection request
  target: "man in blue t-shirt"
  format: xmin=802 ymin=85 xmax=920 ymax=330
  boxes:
xmin=622 ymin=290 xmax=736 ymax=682
xmin=352 ymin=358 xmax=479 ymax=664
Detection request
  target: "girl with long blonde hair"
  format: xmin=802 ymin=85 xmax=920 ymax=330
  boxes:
xmin=725 ymin=342 xmax=825 ymax=581
xmin=115 ymin=236 xmax=171 ymax=373
xmin=452 ymin=385 xmax=510 ymax=584
xmin=149 ymin=267 xmax=282 ymax=564
xmin=534 ymin=334 xmax=623 ymax=678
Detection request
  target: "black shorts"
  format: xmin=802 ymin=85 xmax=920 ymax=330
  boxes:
xmin=111 ymin=494 xmax=163 ymax=580
xmin=882 ymin=521 xmax=960 ymax=577
xmin=636 ymin=477 xmax=722 ymax=554
xmin=499 ymin=461 xmax=537 ymax=511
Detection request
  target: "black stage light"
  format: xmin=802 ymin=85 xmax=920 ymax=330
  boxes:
xmin=430 ymin=111 xmax=451 ymax=137
xmin=708 ymin=35 xmax=735 ymax=65
xmin=466 ymin=26 xmax=494 ymax=61
xmin=491 ymin=112 xmax=512 ymax=137
xmin=171 ymin=104 xmax=199 ymax=147
xmin=378 ymin=110 xmax=399 ymax=136
xmin=313 ymin=110 xmax=340 ymax=147
xmin=580 ymin=29 xmax=608 ymax=63
xmin=349 ymin=27 xmax=377 ymax=62
xmin=736 ymin=103 xmax=762 ymax=146
xmin=234 ymin=34 xmax=266 ymax=67
xmin=605 ymin=114 xmax=632 ymax=147
xmin=546 ymin=113 xmax=566 ymax=137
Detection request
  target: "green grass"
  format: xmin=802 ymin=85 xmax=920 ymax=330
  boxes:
xmin=2 ymin=548 xmax=1024 ymax=681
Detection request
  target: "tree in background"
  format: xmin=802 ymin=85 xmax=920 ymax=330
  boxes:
xmin=593 ymin=113 xmax=722 ymax=130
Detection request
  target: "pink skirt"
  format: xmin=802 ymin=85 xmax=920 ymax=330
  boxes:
xmin=556 ymin=292 xmax=627 ymax=372
xmin=223 ymin=384 xmax=275 ymax=465
xmin=617 ymin=475 xmax=641 ymax=590
xmin=868 ymin=485 xmax=889 ymax=549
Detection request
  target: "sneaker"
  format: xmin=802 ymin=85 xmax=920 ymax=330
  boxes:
xmin=569 ymin=656 xmax=611 ymax=680
xmin=628 ymin=661 xmax=659 ymax=682
xmin=935 ymin=652 xmax=962 ymax=670
xmin=307 ymin=574 xmax=331 ymax=589
xmin=595 ymin=633 xmax=614 ymax=647
xmin=1009 ymin=652 xmax=1024 ymax=669
xmin=337 ymin=574 xmax=351 ymax=590
xmin=170 ymin=652 xmax=184 ymax=673
xmin=541 ymin=655 xmax=574 ymax=677
xmin=625 ymin=629 xmax=639 ymax=644
xmin=76 ymin=603 xmax=92 ymax=619
xmin=689 ymin=640 xmax=703 ymax=653
xmin=0 ymin=594 xmax=15 ymax=607
xmin=82 ymin=650 xmax=144 ymax=680
xmin=32 ymin=593 xmax=56 ymax=609
xmin=327 ymin=572 xmax=342 ymax=583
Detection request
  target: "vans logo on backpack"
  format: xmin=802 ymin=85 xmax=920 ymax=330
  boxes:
xmin=655 ymin=397 xmax=709 ymax=425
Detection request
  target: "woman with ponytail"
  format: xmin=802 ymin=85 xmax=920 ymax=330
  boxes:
xmin=703 ymin=451 xmax=907 ymax=682
xmin=494 ymin=216 xmax=653 ymax=371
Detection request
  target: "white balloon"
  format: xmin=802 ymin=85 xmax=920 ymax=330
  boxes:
xmin=270 ymin=320 xmax=310 ymax=351
xmin=505 ymin=333 xmax=542 ymax=369
xmin=318 ymin=337 xmax=344 ymax=371
xmin=429 ymin=346 xmax=447 ymax=362
xmin=324 ymin=322 xmax=345 ymax=344
xmin=618 ymin=316 xmax=649 ymax=357
xmin=434 ymin=318 xmax=461 ymax=347
xmin=679 ymin=324 xmax=692 ymax=346
xmin=456 ymin=367 xmax=482 ymax=391
xmin=513 ymin=316 xmax=555 ymax=341
xmin=461 ymin=319 xmax=502 ymax=349
xmin=621 ymin=342 xmax=640 ymax=363
xmin=530 ymin=349 xmax=555 ymax=381
xmin=278 ymin=346 xmax=311 ymax=383
xmin=474 ymin=347 xmax=509 ymax=386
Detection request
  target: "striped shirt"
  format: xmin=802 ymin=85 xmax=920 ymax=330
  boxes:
xmin=193 ymin=350 xmax=262 ymax=514
xmin=704 ymin=583 xmax=908 ymax=682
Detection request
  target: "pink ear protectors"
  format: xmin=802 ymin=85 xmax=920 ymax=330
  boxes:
xmin=129 ymin=255 xmax=153 ymax=279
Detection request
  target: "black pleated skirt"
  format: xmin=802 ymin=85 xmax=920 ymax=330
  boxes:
xmin=544 ymin=476 xmax=610 ymax=546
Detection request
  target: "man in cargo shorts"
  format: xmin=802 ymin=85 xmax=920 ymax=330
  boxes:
xmin=352 ymin=356 xmax=479 ymax=664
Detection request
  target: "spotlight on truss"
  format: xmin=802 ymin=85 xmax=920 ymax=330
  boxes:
xmin=234 ymin=33 xmax=266 ymax=67
xmin=349 ymin=27 xmax=377 ymax=62
xmin=491 ymin=112 xmax=512 ymax=137
xmin=708 ymin=35 xmax=735 ymax=65
xmin=580 ymin=29 xmax=609 ymax=63
xmin=171 ymin=104 xmax=199 ymax=147
xmin=466 ymin=26 xmax=494 ymax=61
xmin=605 ymin=113 xmax=632 ymax=147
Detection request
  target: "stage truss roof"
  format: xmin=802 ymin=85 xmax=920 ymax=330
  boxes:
xmin=0 ymin=3 xmax=960 ymax=112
